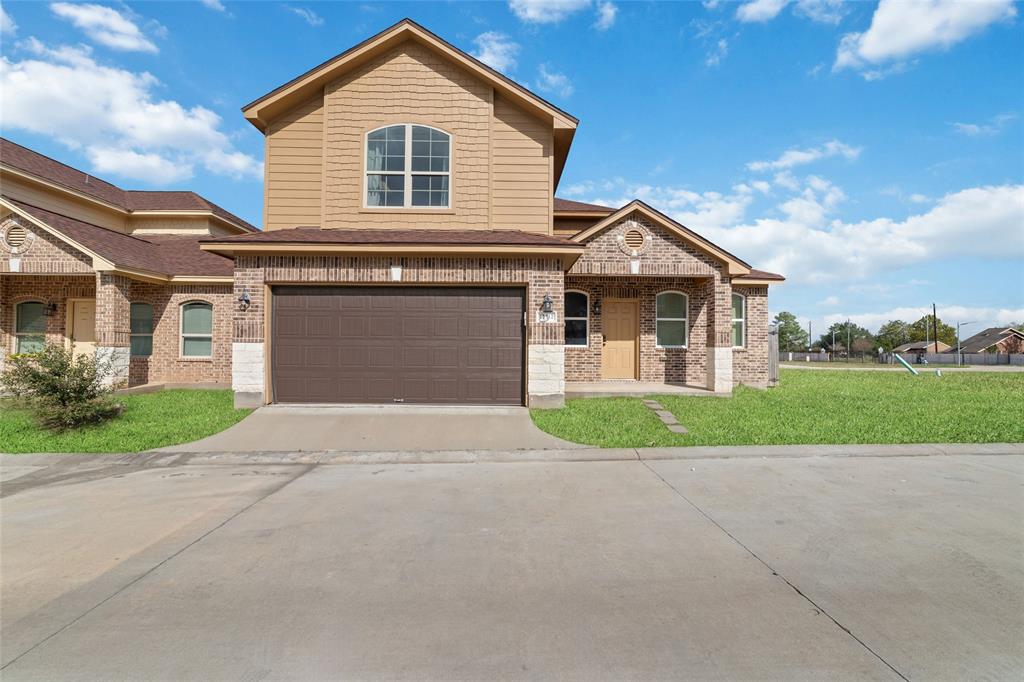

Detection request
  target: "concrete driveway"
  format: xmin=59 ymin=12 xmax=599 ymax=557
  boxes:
xmin=158 ymin=405 xmax=581 ymax=453
xmin=1 ymin=451 xmax=1021 ymax=680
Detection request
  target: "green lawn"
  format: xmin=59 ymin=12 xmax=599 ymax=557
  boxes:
xmin=0 ymin=389 xmax=252 ymax=454
xmin=531 ymin=369 xmax=1024 ymax=447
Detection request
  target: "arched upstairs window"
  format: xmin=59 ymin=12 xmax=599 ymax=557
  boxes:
xmin=732 ymin=293 xmax=746 ymax=348
xmin=365 ymin=124 xmax=450 ymax=208
xmin=14 ymin=301 xmax=46 ymax=353
xmin=655 ymin=292 xmax=688 ymax=348
xmin=180 ymin=301 xmax=213 ymax=358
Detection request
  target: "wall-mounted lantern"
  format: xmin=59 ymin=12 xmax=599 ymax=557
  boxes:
xmin=43 ymin=302 xmax=58 ymax=317
xmin=591 ymin=298 xmax=602 ymax=316
xmin=237 ymin=290 xmax=251 ymax=312
xmin=541 ymin=294 xmax=553 ymax=314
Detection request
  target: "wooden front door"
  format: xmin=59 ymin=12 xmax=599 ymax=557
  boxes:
xmin=601 ymin=300 xmax=638 ymax=379
xmin=68 ymin=299 xmax=96 ymax=356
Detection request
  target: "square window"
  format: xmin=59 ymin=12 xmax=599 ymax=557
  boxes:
xmin=565 ymin=319 xmax=588 ymax=346
xmin=657 ymin=320 xmax=686 ymax=347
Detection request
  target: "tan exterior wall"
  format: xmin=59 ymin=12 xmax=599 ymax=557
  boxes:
xmin=0 ymin=172 xmax=127 ymax=232
xmin=127 ymin=215 xmax=220 ymax=236
xmin=554 ymin=216 xmax=602 ymax=237
xmin=322 ymin=41 xmax=492 ymax=230
xmin=265 ymin=96 xmax=324 ymax=230
xmin=490 ymin=94 xmax=552 ymax=233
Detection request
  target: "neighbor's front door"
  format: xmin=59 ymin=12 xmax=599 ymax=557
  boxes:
xmin=68 ymin=299 xmax=96 ymax=356
xmin=601 ymin=299 xmax=638 ymax=379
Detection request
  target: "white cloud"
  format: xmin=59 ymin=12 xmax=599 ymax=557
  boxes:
xmin=509 ymin=0 xmax=589 ymax=24
xmin=50 ymin=3 xmax=158 ymax=53
xmin=706 ymin=38 xmax=729 ymax=67
xmin=200 ymin=0 xmax=227 ymax=11
xmin=471 ymin=32 xmax=520 ymax=73
xmin=952 ymin=113 xmax=1018 ymax=137
xmin=747 ymin=139 xmax=861 ymax=172
xmin=535 ymin=64 xmax=574 ymax=98
xmin=0 ymin=39 xmax=262 ymax=184
xmin=584 ymin=180 xmax=756 ymax=231
xmin=793 ymin=0 xmax=845 ymax=25
xmin=818 ymin=295 xmax=841 ymax=307
xmin=773 ymin=171 xmax=800 ymax=190
xmin=1 ymin=6 xmax=16 ymax=35
xmin=751 ymin=180 xmax=771 ymax=194
xmin=736 ymin=0 xmax=788 ymax=23
xmin=285 ymin=5 xmax=324 ymax=27
xmin=594 ymin=1 xmax=617 ymax=30
xmin=834 ymin=0 xmax=1016 ymax=78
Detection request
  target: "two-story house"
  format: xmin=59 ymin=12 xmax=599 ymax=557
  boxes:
xmin=1 ymin=19 xmax=782 ymax=409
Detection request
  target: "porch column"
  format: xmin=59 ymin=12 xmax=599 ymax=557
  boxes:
xmin=705 ymin=275 xmax=733 ymax=393
xmin=95 ymin=272 xmax=131 ymax=387
xmin=231 ymin=256 xmax=265 ymax=408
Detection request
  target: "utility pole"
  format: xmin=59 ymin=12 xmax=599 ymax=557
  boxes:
xmin=808 ymin=321 xmax=812 ymax=352
xmin=847 ymin=319 xmax=851 ymax=363
xmin=932 ymin=303 xmax=939 ymax=354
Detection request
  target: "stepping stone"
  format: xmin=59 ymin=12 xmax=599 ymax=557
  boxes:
xmin=667 ymin=424 xmax=689 ymax=434
xmin=642 ymin=399 xmax=662 ymax=409
xmin=654 ymin=410 xmax=679 ymax=425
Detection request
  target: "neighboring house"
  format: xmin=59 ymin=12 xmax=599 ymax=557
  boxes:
xmin=1 ymin=19 xmax=783 ymax=408
xmin=956 ymin=327 xmax=1024 ymax=354
xmin=892 ymin=341 xmax=952 ymax=354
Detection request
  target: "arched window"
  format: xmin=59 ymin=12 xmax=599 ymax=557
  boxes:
xmin=130 ymin=303 xmax=153 ymax=357
xmin=14 ymin=301 xmax=46 ymax=353
xmin=655 ymin=291 xmax=688 ymax=348
xmin=365 ymin=124 xmax=450 ymax=208
xmin=180 ymin=301 xmax=213 ymax=358
xmin=564 ymin=291 xmax=589 ymax=346
xmin=732 ymin=293 xmax=746 ymax=348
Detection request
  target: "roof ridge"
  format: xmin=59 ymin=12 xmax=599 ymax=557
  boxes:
xmin=1 ymin=137 xmax=129 ymax=207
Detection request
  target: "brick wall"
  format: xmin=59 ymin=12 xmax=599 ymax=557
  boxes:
xmin=564 ymin=277 xmax=710 ymax=386
xmin=732 ymin=286 xmax=769 ymax=387
xmin=231 ymin=254 xmax=566 ymax=346
xmin=1 ymin=217 xmax=93 ymax=274
xmin=0 ymin=275 xmax=95 ymax=357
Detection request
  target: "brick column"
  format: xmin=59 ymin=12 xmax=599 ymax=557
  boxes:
xmin=95 ymin=272 xmax=131 ymax=387
xmin=231 ymin=255 xmax=265 ymax=408
xmin=705 ymin=274 xmax=733 ymax=393
xmin=527 ymin=265 xmax=565 ymax=408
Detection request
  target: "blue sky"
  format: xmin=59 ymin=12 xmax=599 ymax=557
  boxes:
xmin=2 ymin=0 xmax=1022 ymax=337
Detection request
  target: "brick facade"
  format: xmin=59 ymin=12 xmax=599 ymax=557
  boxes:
xmin=732 ymin=286 xmax=769 ymax=387
xmin=1 ymin=216 xmax=92 ymax=274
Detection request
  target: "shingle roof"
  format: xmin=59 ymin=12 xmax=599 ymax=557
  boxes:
xmin=893 ymin=341 xmax=951 ymax=353
xmin=202 ymin=226 xmax=581 ymax=247
xmin=734 ymin=268 xmax=785 ymax=282
xmin=553 ymin=198 xmax=614 ymax=213
xmin=8 ymin=199 xmax=233 ymax=277
xmin=956 ymin=327 xmax=1024 ymax=353
xmin=0 ymin=138 xmax=257 ymax=231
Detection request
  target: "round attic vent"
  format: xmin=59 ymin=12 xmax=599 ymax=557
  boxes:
xmin=4 ymin=224 xmax=27 ymax=249
xmin=623 ymin=228 xmax=645 ymax=250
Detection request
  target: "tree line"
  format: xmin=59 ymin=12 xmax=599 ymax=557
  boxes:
xmin=772 ymin=312 xmax=1024 ymax=353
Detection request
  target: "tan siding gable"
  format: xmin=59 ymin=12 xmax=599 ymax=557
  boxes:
xmin=0 ymin=172 xmax=127 ymax=232
xmin=322 ymin=41 xmax=491 ymax=229
xmin=266 ymin=97 xmax=324 ymax=230
xmin=491 ymin=95 xmax=552 ymax=234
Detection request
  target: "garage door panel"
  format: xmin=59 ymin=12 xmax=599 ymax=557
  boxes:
xmin=272 ymin=286 xmax=524 ymax=405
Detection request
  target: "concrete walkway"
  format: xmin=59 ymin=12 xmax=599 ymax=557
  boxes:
xmin=156 ymin=405 xmax=582 ymax=453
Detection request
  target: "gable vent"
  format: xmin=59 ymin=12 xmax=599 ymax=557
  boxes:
xmin=623 ymin=229 xmax=645 ymax=250
xmin=4 ymin=225 xmax=27 ymax=249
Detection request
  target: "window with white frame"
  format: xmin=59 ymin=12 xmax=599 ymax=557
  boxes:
xmin=180 ymin=301 xmax=213 ymax=358
xmin=655 ymin=291 xmax=688 ymax=348
xmin=365 ymin=124 xmax=450 ymax=208
xmin=732 ymin=293 xmax=746 ymax=348
xmin=130 ymin=302 xmax=153 ymax=357
xmin=564 ymin=291 xmax=589 ymax=346
xmin=14 ymin=301 xmax=46 ymax=353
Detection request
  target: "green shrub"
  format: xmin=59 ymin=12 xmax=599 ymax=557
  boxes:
xmin=1 ymin=344 xmax=124 ymax=432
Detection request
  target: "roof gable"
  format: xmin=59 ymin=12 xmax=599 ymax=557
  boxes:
xmin=571 ymin=200 xmax=752 ymax=276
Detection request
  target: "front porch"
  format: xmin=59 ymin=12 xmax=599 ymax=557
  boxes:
xmin=565 ymin=380 xmax=725 ymax=399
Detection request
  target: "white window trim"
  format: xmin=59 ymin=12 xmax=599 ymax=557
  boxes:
xmin=732 ymin=292 xmax=746 ymax=349
xmin=180 ymin=300 xmax=213 ymax=359
xmin=655 ymin=291 xmax=688 ymax=349
xmin=130 ymin=302 xmax=153 ymax=358
xmin=564 ymin=290 xmax=589 ymax=348
xmin=14 ymin=300 xmax=46 ymax=354
xmin=363 ymin=124 xmax=451 ymax=209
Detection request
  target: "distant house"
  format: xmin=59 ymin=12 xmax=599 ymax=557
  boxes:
xmin=956 ymin=328 xmax=1024 ymax=354
xmin=892 ymin=341 xmax=951 ymax=353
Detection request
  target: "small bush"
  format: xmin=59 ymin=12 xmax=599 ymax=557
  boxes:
xmin=1 ymin=344 xmax=124 ymax=432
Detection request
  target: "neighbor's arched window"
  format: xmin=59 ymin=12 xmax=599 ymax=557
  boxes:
xmin=655 ymin=291 xmax=688 ymax=348
xmin=130 ymin=303 xmax=153 ymax=357
xmin=365 ymin=124 xmax=450 ymax=208
xmin=564 ymin=291 xmax=589 ymax=346
xmin=14 ymin=301 xmax=46 ymax=353
xmin=732 ymin=293 xmax=746 ymax=348
xmin=180 ymin=301 xmax=213 ymax=358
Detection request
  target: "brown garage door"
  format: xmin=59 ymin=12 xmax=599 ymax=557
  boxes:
xmin=271 ymin=286 xmax=525 ymax=405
